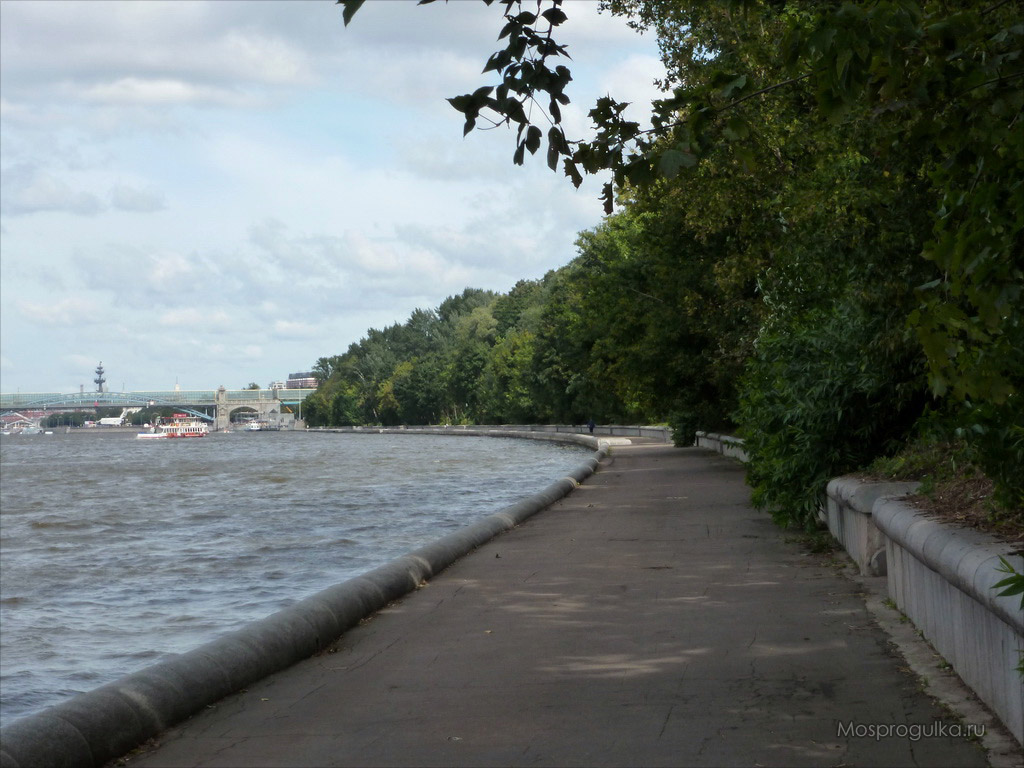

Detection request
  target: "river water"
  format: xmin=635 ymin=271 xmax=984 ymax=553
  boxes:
xmin=0 ymin=429 xmax=589 ymax=727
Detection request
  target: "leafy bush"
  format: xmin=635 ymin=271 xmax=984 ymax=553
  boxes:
xmin=956 ymin=398 xmax=1024 ymax=514
xmin=738 ymin=298 xmax=926 ymax=529
xmin=668 ymin=410 xmax=698 ymax=448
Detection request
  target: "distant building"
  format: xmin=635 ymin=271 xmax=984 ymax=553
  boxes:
xmin=286 ymin=372 xmax=317 ymax=389
xmin=269 ymin=381 xmax=287 ymax=390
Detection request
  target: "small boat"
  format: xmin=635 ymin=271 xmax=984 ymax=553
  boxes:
xmin=244 ymin=420 xmax=282 ymax=431
xmin=137 ymin=415 xmax=209 ymax=439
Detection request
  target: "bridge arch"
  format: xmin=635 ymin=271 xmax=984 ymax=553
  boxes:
xmin=228 ymin=406 xmax=258 ymax=423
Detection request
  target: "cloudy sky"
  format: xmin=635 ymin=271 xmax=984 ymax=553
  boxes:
xmin=0 ymin=0 xmax=664 ymax=394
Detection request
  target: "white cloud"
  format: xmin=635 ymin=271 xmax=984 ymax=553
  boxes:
xmin=158 ymin=308 xmax=232 ymax=329
xmin=0 ymin=0 xmax=662 ymax=392
xmin=110 ymin=183 xmax=165 ymax=212
xmin=64 ymin=353 xmax=102 ymax=370
xmin=0 ymin=163 xmax=105 ymax=216
xmin=0 ymin=2 xmax=319 ymax=94
xmin=273 ymin=320 xmax=318 ymax=339
xmin=16 ymin=297 xmax=103 ymax=327
xmin=0 ymin=97 xmax=41 ymax=126
xmin=146 ymin=251 xmax=197 ymax=285
xmin=79 ymin=78 xmax=259 ymax=108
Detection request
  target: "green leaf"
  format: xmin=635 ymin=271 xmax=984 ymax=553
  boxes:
xmin=525 ymin=125 xmax=542 ymax=154
xmin=547 ymin=140 xmax=559 ymax=171
xmin=563 ymin=158 xmax=583 ymax=188
xmin=338 ymin=0 xmax=365 ymax=27
xmin=600 ymin=181 xmax=614 ymax=214
xmin=734 ymin=144 xmax=757 ymax=172
xmin=993 ymin=556 xmax=1024 ymax=608
xmin=835 ymin=47 xmax=853 ymax=82
xmin=541 ymin=7 xmax=568 ymax=27
xmin=722 ymin=116 xmax=749 ymax=141
xmin=447 ymin=94 xmax=473 ymax=114
xmin=720 ymin=74 xmax=748 ymax=100
xmin=657 ymin=149 xmax=697 ymax=178
xmin=483 ymin=50 xmax=511 ymax=74
xmin=549 ymin=98 xmax=561 ymax=124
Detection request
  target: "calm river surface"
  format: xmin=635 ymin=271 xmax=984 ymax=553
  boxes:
xmin=0 ymin=429 xmax=589 ymax=727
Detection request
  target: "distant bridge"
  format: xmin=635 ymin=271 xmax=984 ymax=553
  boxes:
xmin=0 ymin=388 xmax=317 ymax=431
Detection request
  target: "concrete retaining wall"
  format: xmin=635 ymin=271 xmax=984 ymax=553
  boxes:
xmin=873 ymin=497 xmax=1024 ymax=745
xmin=824 ymin=477 xmax=920 ymax=576
xmin=318 ymin=423 xmax=672 ymax=442
xmin=0 ymin=433 xmax=610 ymax=768
xmin=694 ymin=431 xmax=749 ymax=462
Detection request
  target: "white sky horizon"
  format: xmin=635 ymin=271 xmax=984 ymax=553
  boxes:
xmin=0 ymin=0 xmax=666 ymax=393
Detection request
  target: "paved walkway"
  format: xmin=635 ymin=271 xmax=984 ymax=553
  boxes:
xmin=126 ymin=444 xmax=988 ymax=767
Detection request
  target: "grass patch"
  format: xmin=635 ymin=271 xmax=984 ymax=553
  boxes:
xmin=867 ymin=438 xmax=1023 ymax=547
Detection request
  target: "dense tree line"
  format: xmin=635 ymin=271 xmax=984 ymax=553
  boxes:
xmin=326 ymin=0 xmax=1021 ymax=528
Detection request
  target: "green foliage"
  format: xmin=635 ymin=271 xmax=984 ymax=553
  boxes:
xmin=955 ymin=399 xmax=1024 ymax=511
xmin=334 ymin=0 xmax=1023 ymax=516
xmin=667 ymin=410 xmax=699 ymax=448
xmin=739 ymin=298 xmax=926 ymax=529
xmin=993 ymin=556 xmax=1024 ymax=611
xmin=478 ymin=328 xmax=537 ymax=423
xmin=41 ymin=411 xmax=91 ymax=428
xmin=993 ymin=555 xmax=1024 ymax=677
xmin=867 ymin=431 xmax=971 ymax=494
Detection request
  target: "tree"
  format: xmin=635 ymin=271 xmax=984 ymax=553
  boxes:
xmin=446 ymin=305 xmax=499 ymax=421
xmin=339 ymin=0 xmax=1023 ymax=514
xmin=313 ymin=355 xmax=345 ymax=383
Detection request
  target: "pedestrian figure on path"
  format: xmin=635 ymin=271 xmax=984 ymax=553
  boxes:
xmin=587 ymin=419 xmax=595 ymax=434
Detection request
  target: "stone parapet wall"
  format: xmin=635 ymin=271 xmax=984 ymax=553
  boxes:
xmin=873 ymin=497 xmax=1023 ymax=745
xmin=694 ymin=431 xmax=749 ymax=462
xmin=824 ymin=477 xmax=920 ymax=577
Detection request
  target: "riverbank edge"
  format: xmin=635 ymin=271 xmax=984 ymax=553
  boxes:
xmin=0 ymin=431 xmax=612 ymax=768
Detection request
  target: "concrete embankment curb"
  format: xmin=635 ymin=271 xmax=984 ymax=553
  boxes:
xmin=313 ymin=426 xmax=635 ymax=450
xmin=0 ymin=434 xmax=610 ymax=768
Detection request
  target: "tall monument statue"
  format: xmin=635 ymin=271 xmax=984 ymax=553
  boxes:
xmin=94 ymin=362 xmax=106 ymax=393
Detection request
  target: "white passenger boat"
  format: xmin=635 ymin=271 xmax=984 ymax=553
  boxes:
xmin=137 ymin=415 xmax=209 ymax=439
